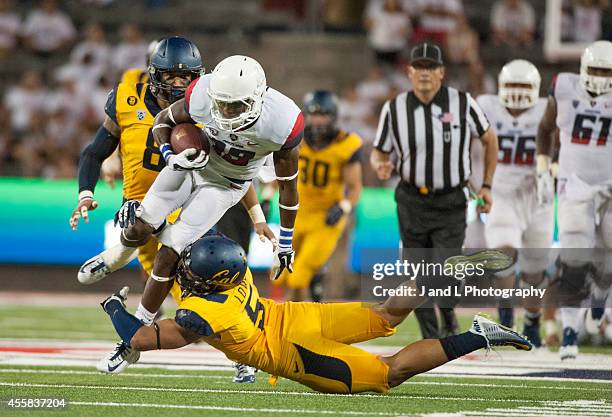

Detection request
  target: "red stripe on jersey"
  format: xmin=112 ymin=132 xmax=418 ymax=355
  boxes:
xmin=283 ymin=112 xmax=304 ymax=149
xmin=549 ymin=74 xmax=559 ymax=97
xmin=184 ymin=77 xmax=200 ymax=112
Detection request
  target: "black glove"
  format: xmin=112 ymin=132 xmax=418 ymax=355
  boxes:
xmin=325 ymin=204 xmax=344 ymax=226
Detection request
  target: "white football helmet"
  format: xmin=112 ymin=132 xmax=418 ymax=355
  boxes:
xmin=498 ymin=59 xmax=541 ymax=110
xmin=580 ymin=40 xmax=612 ymax=96
xmin=207 ymin=55 xmax=266 ymax=132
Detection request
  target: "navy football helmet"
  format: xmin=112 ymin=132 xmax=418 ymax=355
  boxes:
xmin=148 ymin=36 xmax=205 ymax=103
xmin=177 ymin=232 xmax=247 ymax=297
xmin=303 ymin=89 xmax=339 ymax=147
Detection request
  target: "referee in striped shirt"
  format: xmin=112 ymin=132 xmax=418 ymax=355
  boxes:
xmin=370 ymin=43 xmax=498 ymax=339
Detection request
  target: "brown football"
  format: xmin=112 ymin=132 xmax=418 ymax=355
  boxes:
xmin=170 ymin=123 xmax=210 ymax=156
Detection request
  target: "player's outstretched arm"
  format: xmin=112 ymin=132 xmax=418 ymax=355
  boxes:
xmin=101 ymin=289 xmax=200 ymax=351
xmin=70 ymin=116 xmax=121 ymax=231
xmin=270 ymin=146 xmax=300 ymax=280
xmin=130 ymin=319 xmax=201 ymax=351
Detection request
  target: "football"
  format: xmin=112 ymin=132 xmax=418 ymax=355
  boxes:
xmin=170 ymin=123 xmax=210 ymax=156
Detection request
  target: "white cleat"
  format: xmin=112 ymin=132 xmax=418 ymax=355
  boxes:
xmin=233 ymin=363 xmax=257 ymax=383
xmin=78 ymin=254 xmax=111 ymax=285
xmin=96 ymin=342 xmax=140 ymax=374
xmin=560 ymin=327 xmax=578 ymax=360
xmin=470 ymin=314 xmax=533 ymax=351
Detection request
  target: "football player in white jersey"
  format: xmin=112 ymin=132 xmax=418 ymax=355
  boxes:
xmin=77 ymin=55 xmax=304 ymax=375
xmin=478 ymin=60 xmax=553 ymax=348
xmin=537 ymin=40 xmax=612 ymax=360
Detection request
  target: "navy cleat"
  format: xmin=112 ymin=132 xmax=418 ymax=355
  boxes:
xmin=560 ymin=327 xmax=578 ymax=360
xmin=97 ymin=341 xmax=140 ymax=374
xmin=233 ymin=363 xmax=257 ymax=383
xmin=445 ymin=250 xmax=514 ymax=276
xmin=470 ymin=314 xmax=533 ymax=351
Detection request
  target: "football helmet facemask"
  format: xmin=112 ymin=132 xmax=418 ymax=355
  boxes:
xmin=207 ymin=55 xmax=266 ymax=132
xmin=498 ymin=59 xmax=541 ymax=110
xmin=148 ymin=36 xmax=205 ymax=104
xmin=580 ymin=40 xmax=612 ymax=96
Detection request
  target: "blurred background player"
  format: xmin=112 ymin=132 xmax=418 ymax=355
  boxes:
xmin=274 ymin=90 xmax=363 ymax=302
xmin=537 ymin=40 xmax=612 ymax=360
xmin=479 ymin=59 xmax=553 ymax=347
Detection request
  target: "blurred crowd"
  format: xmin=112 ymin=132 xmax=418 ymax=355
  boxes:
xmin=0 ymin=0 xmax=609 ymax=181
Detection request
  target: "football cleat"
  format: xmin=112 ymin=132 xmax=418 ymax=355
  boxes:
xmin=560 ymin=327 xmax=578 ymax=360
xmin=444 ymin=250 xmax=514 ymax=276
xmin=97 ymin=341 xmax=140 ymax=374
xmin=469 ymin=314 xmax=533 ymax=351
xmin=233 ymin=363 xmax=257 ymax=383
xmin=78 ymin=254 xmax=111 ymax=285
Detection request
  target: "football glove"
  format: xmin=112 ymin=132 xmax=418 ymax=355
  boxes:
xmin=100 ymin=286 xmax=130 ymax=313
xmin=536 ymin=171 xmax=554 ymax=205
xmin=269 ymin=248 xmax=294 ymax=280
xmin=167 ymin=148 xmax=209 ymax=171
xmin=325 ymin=200 xmax=352 ymax=226
xmin=114 ymin=200 xmax=142 ymax=228
xmin=325 ymin=204 xmax=344 ymax=226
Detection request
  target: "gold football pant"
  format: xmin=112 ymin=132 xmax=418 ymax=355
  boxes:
xmin=262 ymin=300 xmax=396 ymax=394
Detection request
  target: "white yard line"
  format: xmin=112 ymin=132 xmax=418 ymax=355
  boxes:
xmin=0 ymin=368 xmax=608 ymax=392
xmin=2 ymin=400 xmax=407 ymax=416
xmin=0 ymin=382 xmax=576 ymax=403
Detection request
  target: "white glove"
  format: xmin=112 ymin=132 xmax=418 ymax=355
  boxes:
xmin=269 ymin=248 xmax=294 ymax=281
xmin=167 ymin=148 xmax=209 ymax=171
xmin=114 ymin=200 xmax=142 ymax=228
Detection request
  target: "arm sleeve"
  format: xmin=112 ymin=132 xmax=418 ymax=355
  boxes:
xmin=77 ymin=126 xmax=119 ymax=193
xmin=373 ymin=100 xmax=394 ymax=153
xmin=174 ymin=309 xmax=215 ymax=337
xmin=467 ymin=93 xmax=490 ymax=137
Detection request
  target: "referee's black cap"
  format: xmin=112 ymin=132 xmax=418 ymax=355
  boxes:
xmin=409 ymin=43 xmax=444 ymax=66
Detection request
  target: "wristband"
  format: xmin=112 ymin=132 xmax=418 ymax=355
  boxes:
xmin=279 ymin=203 xmax=299 ymax=210
xmin=339 ymin=199 xmax=352 ymax=214
xmin=159 ymin=143 xmax=174 ymax=163
xmin=481 ymin=183 xmax=491 ymax=190
xmin=278 ymin=226 xmax=293 ymax=250
xmin=536 ymin=154 xmax=551 ymax=174
xmin=276 ymin=171 xmax=299 ymax=181
xmin=79 ymin=190 xmax=94 ymax=201
xmin=248 ymin=204 xmax=266 ymax=224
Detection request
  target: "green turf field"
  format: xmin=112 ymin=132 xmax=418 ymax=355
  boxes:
xmin=1 ymin=365 xmax=610 ymax=417
xmin=2 ymin=304 xmax=612 ymax=354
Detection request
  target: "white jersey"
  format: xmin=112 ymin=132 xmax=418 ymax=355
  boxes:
xmin=553 ymin=73 xmax=612 ymax=185
xmin=185 ymin=74 xmax=303 ymax=181
xmin=477 ymin=94 xmax=547 ymax=190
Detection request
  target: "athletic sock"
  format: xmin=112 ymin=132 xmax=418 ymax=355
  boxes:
xmin=103 ymin=300 xmax=143 ymax=347
xmin=100 ymin=243 xmax=138 ymax=272
xmin=135 ymin=303 xmax=156 ymax=326
xmin=524 ymin=310 xmax=541 ymax=326
xmin=439 ymin=331 xmax=488 ymax=361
